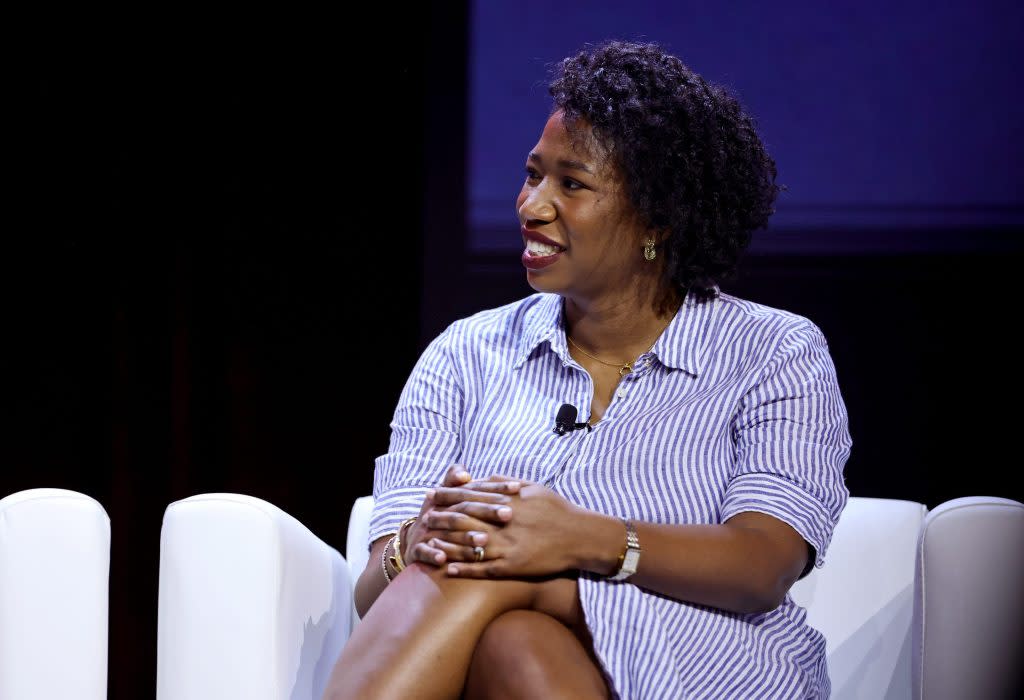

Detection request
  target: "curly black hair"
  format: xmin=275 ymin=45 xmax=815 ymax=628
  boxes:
xmin=547 ymin=40 xmax=785 ymax=308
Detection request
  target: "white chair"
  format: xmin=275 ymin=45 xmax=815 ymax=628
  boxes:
xmin=156 ymin=493 xmax=350 ymax=700
xmin=157 ymin=494 xmax=1024 ymax=699
xmin=0 ymin=488 xmax=111 ymax=700
xmin=911 ymin=496 xmax=1024 ymax=700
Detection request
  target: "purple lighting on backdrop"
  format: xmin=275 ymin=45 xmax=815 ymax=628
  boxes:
xmin=468 ymin=0 xmax=1024 ymax=254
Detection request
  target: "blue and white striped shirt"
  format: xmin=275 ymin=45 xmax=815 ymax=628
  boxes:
xmin=370 ymin=287 xmax=852 ymax=698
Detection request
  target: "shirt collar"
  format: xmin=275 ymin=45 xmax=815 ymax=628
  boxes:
xmin=513 ymin=286 xmax=718 ymax=376
xmin=512 ymin=293 xmax=568 ymax=370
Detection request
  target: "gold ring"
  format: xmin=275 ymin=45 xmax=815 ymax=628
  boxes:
xmin=473 ymin=545 xmax=485 ymax=562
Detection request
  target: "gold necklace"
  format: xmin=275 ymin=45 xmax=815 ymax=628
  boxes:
xmin=566 ymin=313 xmax=675 ymax=377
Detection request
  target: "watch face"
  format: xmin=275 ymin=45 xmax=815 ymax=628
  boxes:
xmin=623 ymin=549 xmax=641 ymax=572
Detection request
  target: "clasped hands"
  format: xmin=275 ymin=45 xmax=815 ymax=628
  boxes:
xmin=401 ymin=465 xmax=583 ymax=579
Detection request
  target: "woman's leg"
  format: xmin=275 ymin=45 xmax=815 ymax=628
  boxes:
xmin=462 ymin=610 xmax=611 ymax=700
xmin=323 ymin=562 xmax=539 ymax=699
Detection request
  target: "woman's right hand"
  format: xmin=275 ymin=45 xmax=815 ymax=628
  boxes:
xmin=402 ymin=465 xmax=521 ymax=567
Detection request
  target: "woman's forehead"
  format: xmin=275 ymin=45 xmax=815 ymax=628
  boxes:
xmin=537 ymin=111 xmax=616 ymax=177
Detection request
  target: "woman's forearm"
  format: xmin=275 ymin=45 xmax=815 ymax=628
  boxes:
xmin=570 ymin=509 xmax=807 ymax=615
xmin=354 ymin=537 xmax=394 ymax=618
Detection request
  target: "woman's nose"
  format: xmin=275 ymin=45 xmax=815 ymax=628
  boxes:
xmin=517 ymin=188 xmax=556 ymax=224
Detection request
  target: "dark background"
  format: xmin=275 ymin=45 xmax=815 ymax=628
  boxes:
xmin=6 ymin=5 xmax=1021 ymax=697
xmin=466 ymin=1 xmax=1024 ymax=247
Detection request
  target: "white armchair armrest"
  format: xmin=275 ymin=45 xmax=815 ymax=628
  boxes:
xmin=790 ymin=496 xmax=927 ymax=699
xmin=157 ymin=493 xmax=350 ymax=700
xmin=0 ymin=488 xmax=110 ymax=700
xmin=913 ymin=496 xmax=1024 ymax=699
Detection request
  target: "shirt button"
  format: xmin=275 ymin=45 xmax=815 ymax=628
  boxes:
xmin=616 ymin=388 xmax=627 ymax=398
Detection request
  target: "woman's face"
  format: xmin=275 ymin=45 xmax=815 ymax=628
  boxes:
xmin=516 ymin=111 xmax=651 ymax=302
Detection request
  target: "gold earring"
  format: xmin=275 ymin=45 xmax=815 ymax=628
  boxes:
xmin=643 ymin=238 xmax=656 ymax=261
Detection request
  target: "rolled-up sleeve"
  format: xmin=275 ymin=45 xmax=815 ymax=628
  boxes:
xmin=722 ymin=322 xmax=852 ymax=571
xmin=368 ymin=324 xmax=465 ymax=549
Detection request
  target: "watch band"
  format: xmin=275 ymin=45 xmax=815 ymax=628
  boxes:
xmin=608 ymin=518 xmax=641 ymax=581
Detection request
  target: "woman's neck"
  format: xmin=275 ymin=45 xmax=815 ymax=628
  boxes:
xmin=563 ymin=285 xmax=683 ymax=361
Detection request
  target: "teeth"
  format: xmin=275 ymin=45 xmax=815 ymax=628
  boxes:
xmin=526 ymin=239 xmax=560 ymax=256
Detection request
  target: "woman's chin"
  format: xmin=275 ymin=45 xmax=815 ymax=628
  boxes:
xmin=525 ymin=272 xmax=565 ymax=295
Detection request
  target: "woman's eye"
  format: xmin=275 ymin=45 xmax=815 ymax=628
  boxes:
xmin=524 ymin=168 xmax=583 ymax=191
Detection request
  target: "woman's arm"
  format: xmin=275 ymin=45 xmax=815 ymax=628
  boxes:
xmin=354 ymin=536 xmax=394 ymax=618
xmin=572 ymin=509 xmax=809 ymax=614
xmin=439 ymin=485 xmax=808 ymax=615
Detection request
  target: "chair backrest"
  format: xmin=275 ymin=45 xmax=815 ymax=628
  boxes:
xmin=0 ymin=488 xmax=110 ymax=700
xmin=790 ymin=496 xmax=927 ymax=699
xmin=912 ymin=496 xmax=1024 ymax=700
xmin=346 ymin=496 xmax=375 ymax=631
xmin=346 ymin=496 xmax=375 ymax=586
xmin=158 ymin=493 xmax=350 ymax=700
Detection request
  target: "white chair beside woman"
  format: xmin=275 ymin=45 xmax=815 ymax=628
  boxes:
xmin=0 ymin=488 xmax=110 ymax=700
xmin=155 ymin=492 xmax=1024 ymax=699
xmin=156 ymin=493 xmax=350 ymax=700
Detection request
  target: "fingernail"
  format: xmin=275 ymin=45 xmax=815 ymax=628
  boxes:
xmin=447 ymin=564 xmax=459 ymax=575
xmin=457 ymin=469 xmax=470 ymax=478
xmin=435 ymin=552 xmax=445 ymax=563
xmin=498 ymin=506 xmax=512 ymax=519
xmin=508 ymin=482 xmax=521 ymax=490
xmin=426 ymin=489 xmax=435 ymax=499
xmin=473 ymin=533 xmax=488 ymax=545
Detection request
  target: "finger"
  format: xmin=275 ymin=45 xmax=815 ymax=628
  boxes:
xmin=431 ymin=487 xmax=511 ymax=507
xmin=409 ymin=541 xmax=446 ymax=566
xmin=446 ymin=562 xmax=504 ymax=579
xmin=425 ymin=528 xmax=489 ymax=547
xmin=462 ymin=479 xmax=522 ymax=495
xmin=418 ymin=491 xmax=434 ymax=517
xmin=429 ymin=537 xmax=481 ymax=563
xmin=442 ymin=464 xmax=473 ymax=487
xmin=448 ymin=501 xmax=514 ymax=523
xmin=423 ymin=509 xmax=492 ymax=532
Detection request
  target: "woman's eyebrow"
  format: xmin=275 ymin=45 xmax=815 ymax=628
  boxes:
xmin=528 ymin=151 xmax=594 ymax=175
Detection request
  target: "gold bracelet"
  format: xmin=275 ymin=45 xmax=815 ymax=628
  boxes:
xmin=389 ymin=517 xmax=418 ymax=573
xmin=381 ymin=535 xmax=396 ymax=583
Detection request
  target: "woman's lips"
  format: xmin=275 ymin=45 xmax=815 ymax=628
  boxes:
xmin=521 ymin=246 xmax=563 ymax=270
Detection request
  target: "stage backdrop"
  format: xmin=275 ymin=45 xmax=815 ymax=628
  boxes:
xmin=468 ymin=0 xmax=1023 ymax=254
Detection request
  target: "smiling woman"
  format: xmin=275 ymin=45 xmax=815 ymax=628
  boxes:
xmin=516 ymin=109 xmax=675 ymax=325
xmin=325 ymin=39 xmax=850 ymax=699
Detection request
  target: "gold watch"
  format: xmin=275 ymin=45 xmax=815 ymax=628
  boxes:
xmin=608 ymin=518 xmax=641 ymax=581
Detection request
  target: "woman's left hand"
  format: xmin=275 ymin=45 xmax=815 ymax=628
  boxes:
xmin=427 ymin=480 xmax=587 ymax=579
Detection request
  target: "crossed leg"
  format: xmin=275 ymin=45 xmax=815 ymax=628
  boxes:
xmin=324 ymin=563 xmax=610 ymax=699
xmin=462 ymin=610 xmax=610 ymax=699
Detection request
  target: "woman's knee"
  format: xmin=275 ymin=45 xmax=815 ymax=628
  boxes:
xmin=473 ymin=610 xmax=546 ymax=669
xmin=466 ymin=610 xmax=609 ymax=700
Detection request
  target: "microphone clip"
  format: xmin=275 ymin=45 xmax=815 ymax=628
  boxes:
xmin=553 ymin=403 xmax=593 ymax=435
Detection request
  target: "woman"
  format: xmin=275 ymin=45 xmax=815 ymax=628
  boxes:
xmin=327 ymin=40 xmax=852 ymax=699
